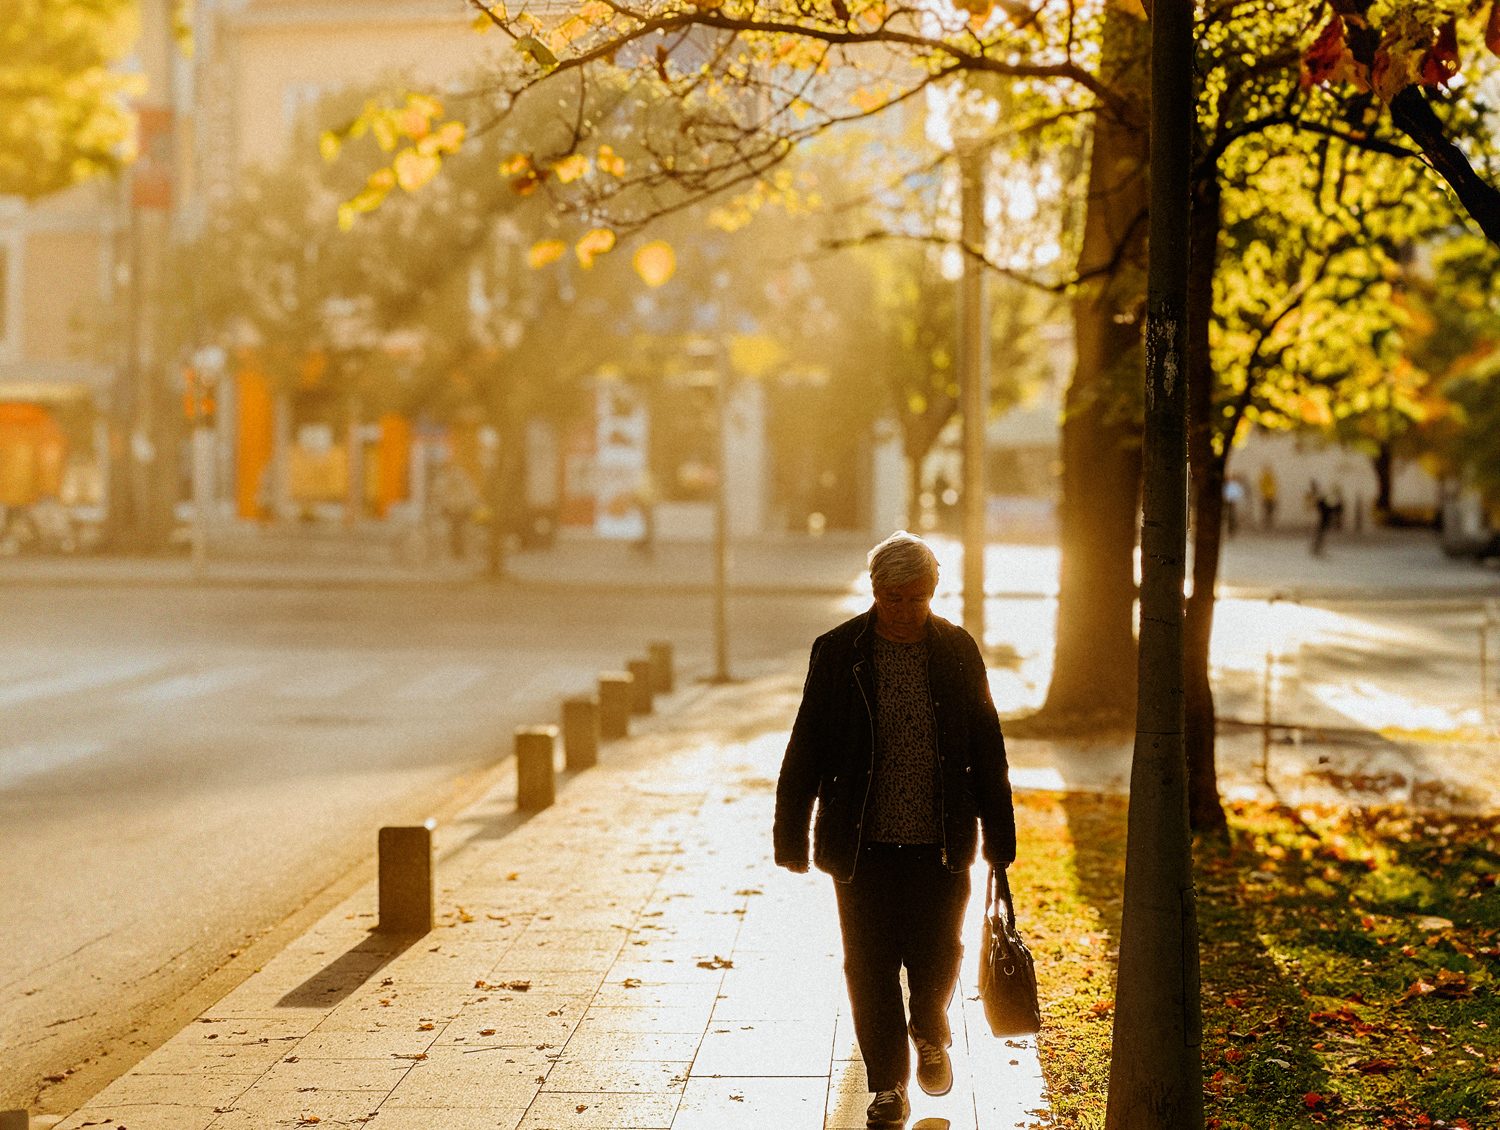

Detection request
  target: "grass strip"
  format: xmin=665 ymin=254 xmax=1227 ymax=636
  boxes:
xmin=1012 ymin=792 xmax=1500 ymax=1129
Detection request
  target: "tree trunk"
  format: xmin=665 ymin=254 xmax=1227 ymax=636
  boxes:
xmin=1040 ymin=6 xmax=1150 ymax=727
xmin=1184 ymin=174 xmax=1228 ymax=837
xmin=1104 ymin=2 xmax=1204 ymax=1125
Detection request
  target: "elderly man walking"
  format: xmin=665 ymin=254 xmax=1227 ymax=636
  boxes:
xmin=774 ymin=530 xmax=1017 ymax=1129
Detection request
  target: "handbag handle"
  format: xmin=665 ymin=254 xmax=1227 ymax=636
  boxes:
xmin=987 ymin=865 xmax=1017 ymax=931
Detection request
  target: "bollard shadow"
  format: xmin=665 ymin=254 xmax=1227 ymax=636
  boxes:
xmin=442 ymin=770 xmax=583 ymax=856
xmin=276 ymin=930 xmax=424 ymax=1008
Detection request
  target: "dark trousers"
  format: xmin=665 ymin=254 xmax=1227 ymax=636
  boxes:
xmin=834 ymin=843 xmax=970 ymax=1091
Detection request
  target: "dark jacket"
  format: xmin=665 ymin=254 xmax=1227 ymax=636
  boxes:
xmin=774 ymin=607 xmax=1016 ymax=882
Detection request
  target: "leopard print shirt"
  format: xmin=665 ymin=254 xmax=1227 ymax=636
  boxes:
xmin=866 ymin=634 xmax=941 ymax=844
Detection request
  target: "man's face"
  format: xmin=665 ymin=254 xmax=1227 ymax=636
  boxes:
xmin=872 ymin=576 xmax=936 ymax=643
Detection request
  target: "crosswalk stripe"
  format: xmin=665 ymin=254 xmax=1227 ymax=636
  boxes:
xmin=0 ymin=737 xmax=110 ymax=789
xmin=0 ymin=657 xmax=167 ymax=709
xmin=393 ymin=665 xmax=491 ymax=702
xmin=123 ymin=664 xmax=264 ymax=705
xmin=273 ymin=662 xmax=379 ymax=699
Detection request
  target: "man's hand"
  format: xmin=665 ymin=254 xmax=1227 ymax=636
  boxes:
xmin=779 ymin=860 xmax=810 ymax=874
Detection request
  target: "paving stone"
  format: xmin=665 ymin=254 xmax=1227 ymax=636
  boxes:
xmin=292 ymin=1026 xmax=440 ymax=1060
xmin=691 ymin=1017 xmax=836 ymax=1078
xmin=540 ymin=1056 xmax=692 ymax=1094
xmin=53 ymin=1106 xmax=222 ymax=1130
xmin=588 ymin=978 xmax=721 ymax=1011
xmin=83 ymin=1069 xmax=261 ymax=1110
xmin=380 ymin=1045 xmax=555 ymax=1108
xmin=208 ymin=1088 xmax=386 ymax=1129
xmin=557 ymin=1026 xmax=705 ymax=1062
xmin=573 ymin=1004 xmax=713 ymax=1034
xmin=255 ymin=1054 xmax=410 ymax=1093
xmin=671 ymin=1075 xmax=827 ymax=1130
xmin=360 ymin=1106 xmax=529 ymax=1130
xmin=515 ymin=1091 xmax=680 ymax=1129
xmin=382 ymin=940 xmax=517 ymax=984
xmin=126 ymin=1035 xmax=295 ymax=1076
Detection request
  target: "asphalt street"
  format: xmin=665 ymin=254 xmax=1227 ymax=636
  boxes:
xmin=0 ymin=580 xmax=850 ymax=1113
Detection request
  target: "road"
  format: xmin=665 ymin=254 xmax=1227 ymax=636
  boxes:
xmin=0 ymin=579 xmax=850 ymax=1114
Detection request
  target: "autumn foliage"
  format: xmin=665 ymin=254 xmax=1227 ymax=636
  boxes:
xmin=1303 ymin=3 xmax=1500 ymax=101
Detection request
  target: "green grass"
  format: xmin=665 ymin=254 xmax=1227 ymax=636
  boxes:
xmin=1013 ymin=794 xmax=1500 ymax=1129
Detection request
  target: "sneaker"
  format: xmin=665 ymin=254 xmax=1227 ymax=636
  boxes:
xmin=911 ymin=1030 xmax=953 ymax=1096
xmin=866 ymin=1082 xmax=910 ymax=1128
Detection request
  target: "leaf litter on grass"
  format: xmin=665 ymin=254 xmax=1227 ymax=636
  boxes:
xmin=1014 ymin=793 xmax=1500 ymax=1129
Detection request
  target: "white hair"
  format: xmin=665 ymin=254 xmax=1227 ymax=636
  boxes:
xmin=867 ymin=530 xmax=939 ymax=590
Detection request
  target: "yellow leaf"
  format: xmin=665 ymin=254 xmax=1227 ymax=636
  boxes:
xmin=553 ymin=153 xmax=589 ymax=183
xmin=394 ymin=148 xmax=441 ymax=192
xmin=575 ymin=227 xmax=616 ymax=268
xmin=420 ymin=120 xmax=465 ymax=156
xmin=337 ymin=202 xmax=358 ymax=231
xmin=553 ymin=15 xmax=591 ymax=45
xmin=515 ymin=34 xmax=558 ymax=69
xmin=633 ymin=241 xmax=676 ymax=287
xmin=528 ymin=239 xmax=567 ymax=269
xmin=319 ymin=130 xmax=341 ymax=163
xmin=371 ymin=113 xmax=399 ymax=152
xmin=398 ymin=106 xmax=431 ymax=141
xmin=368 ymin=167 xmax=396 ymax=192
xmin=499 ymin=152 xmax=532 ymax=176
xmin=430 ymin=120 xmax=466 ymax=154
xmin=596 ymin=144 xmax=626 ymax=177
xmin=850 ymin=87 xmax=886 ymax=114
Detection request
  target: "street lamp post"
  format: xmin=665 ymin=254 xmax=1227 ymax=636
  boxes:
xmin=712 ymin=355 xmax=731 ymax=683
xmin=958 ymin=141 xmax=990 ymax=647
xmin=687 ymin=332 xmax=733 ymax=685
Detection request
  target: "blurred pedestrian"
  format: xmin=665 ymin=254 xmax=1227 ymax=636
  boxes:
xmin=774 ymin=530 xmax=1017 ymax=1130
xmin=436 ymin=462 xmax=479 ymax=560
xmin=1308 ymin=479 xmax=1336 ymax=556
xmin=631 ymin=471 xmax=657 ymax=559
xmin=1223 ymin=475 xmax=1246 ymax=538
xmin=1259 ymin=465 xmax=1279 ymax=530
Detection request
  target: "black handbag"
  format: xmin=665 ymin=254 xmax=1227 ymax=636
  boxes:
xmin=978 ymin=865 xmax=1041 ymax=1036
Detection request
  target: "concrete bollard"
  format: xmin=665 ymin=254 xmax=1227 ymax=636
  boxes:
xmin=562 ymin=696 xmax=599 ymax=770
xmin=647 ymin=639 xmax=674 ymax=694
xmin=378 ymin=823 xmax=434 ymax=935
xmin=627 ymin=659 xmax=654 ymax=715
xmin=598 ymin=671 xmax=633 ymax=740
xmin=0 ymin=1111 xmax=29 ymax=1130
xmin=515 ymin=725 xmax=558 ymax=811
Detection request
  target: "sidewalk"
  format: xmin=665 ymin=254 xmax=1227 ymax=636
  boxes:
xmin=1 ymin=524 xmax=1496 ymax=600
xmin=0 ymin=532 xmax=871 ymax=595
xmin=44 ymin=673 xmax=1047 ymax=1130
